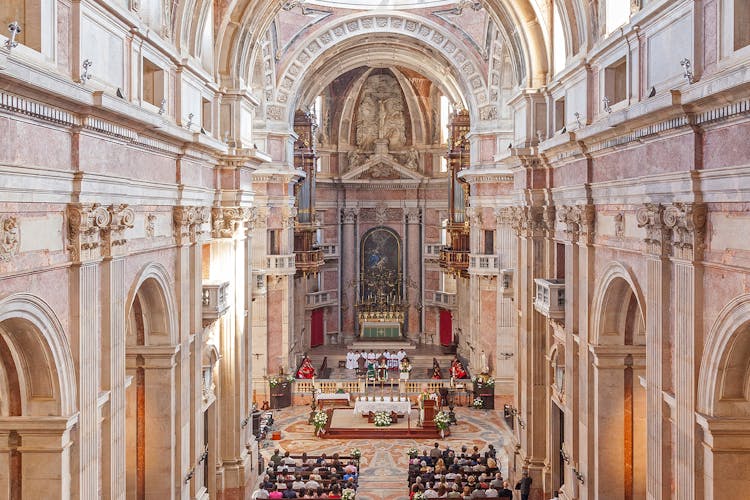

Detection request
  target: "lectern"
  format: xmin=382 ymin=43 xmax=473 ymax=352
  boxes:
xmin=422 ymin=399 xmax=437 ymax=428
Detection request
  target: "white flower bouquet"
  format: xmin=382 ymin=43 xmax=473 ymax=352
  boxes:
xmin=472 ymin=397 xmax=485 ymax=409
xmin=407 ymin=447 xmax=419 ymax=458
xmin=312 ymin=410 xmax=328 ymax=435
xmin=373 ymin=411 xmax=392 ymax=427
xmin=434 ymin=410 xmax=451 ymax=431
xmin=342 ymin=488 xmax=356 ymax=500
xmin=350 ymin=448 xmax=362 ymax=459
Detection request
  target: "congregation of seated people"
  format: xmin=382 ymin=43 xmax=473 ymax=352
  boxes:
xmin=255 ymin=450 xmax=360 ymax=499
xmin=407 ymin=443 xmax=515 ymax=499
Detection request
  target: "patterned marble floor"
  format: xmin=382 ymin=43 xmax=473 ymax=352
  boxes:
xmin=259 ymin=406 xmax=512 ymax=500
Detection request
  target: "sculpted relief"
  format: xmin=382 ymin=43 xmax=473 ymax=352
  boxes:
xmin=355 ymin=73 xmax=407 ymax=150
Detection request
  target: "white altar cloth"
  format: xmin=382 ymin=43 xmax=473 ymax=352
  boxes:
xmin=316 ymin=393 xmax=350 ymax=402
xmin=352 ymin=399 xmax=412 ymax=415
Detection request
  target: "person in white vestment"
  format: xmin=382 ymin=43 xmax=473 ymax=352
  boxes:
xmin=345 ymin=351 xmax=355 ymax=370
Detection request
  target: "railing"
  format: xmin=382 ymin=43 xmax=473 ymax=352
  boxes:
xmin=432 ymin=291 xmax=456 ymax=308
xmin=468 ymin=254 xmax=501 ymax=276
xmin=266 ymin=254 xmax=296 ymax=275
xmin=424 ymin=244 xmax=444 ymax=260
xmin=293 ymin=379 xmax=474 ymax=395
xmin=305 ymin=290 xmax=337 ymax=309
xmin=439 ymin=248 xmax=470 ymax=273
xmin=294 ymin=248 xmax=324 ymax=274
xmin=202 ymin=281 xmax=230 ymax=323
xmin=320 ymin=243 xmax=339 ymax=258
xmin=533 ymin=278 xmax=565 ymax=319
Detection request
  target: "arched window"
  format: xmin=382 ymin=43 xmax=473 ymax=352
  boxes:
xmin=605 ymin=0 xmax=630 ymax=35
xmin=552 ymin=3 xmax=566 ymax=75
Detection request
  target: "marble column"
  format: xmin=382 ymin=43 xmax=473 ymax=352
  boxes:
xmin=341 ymin=208 xmax=358 ymax=338
xmin=405 ymin=208 xmax=421 ymax=339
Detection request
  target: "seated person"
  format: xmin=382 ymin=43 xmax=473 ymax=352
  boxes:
xmin=432 ymin=364 xmax=443 ymax=379
xmin=296 ymin=356 xmax=316 ymax=379
xmin=450 ymin=357 xmax=468 ymax=379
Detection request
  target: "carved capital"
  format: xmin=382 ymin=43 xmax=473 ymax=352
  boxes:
xmin=247 ymin=207 xmax=267 ymax=232
xmin=102 ymin=204 xmax=135 ymax=256
xmin=663 ymin=203 xmax=707 ymax=261
xmin=636 ymin=203 xmax=670 ymax=257
xmin=342 ymin=207 xmax=359 ymax=224
xmin=212 ymin=207 xmax=250 ymax=239
xmin=67 ymin=203 xmax=134 ymax=262
xmin=495 ymin=207 xmax=515 ymax=226
xmin=509 ymin=206 xmax=544 ymax=237
xmin=174 ymin=206 xmax=210 ymax=245
xmin=281 ymin=206 xmax=298 ymax=228
xmin=465 ymin=206 xmax=482 ymax=227
xmin=404 ymin=208 xmax=421 ymax=224
xmin=0 ymin=215 xmax=19 ymax=262
xmin=542 ymin=205 xmax=556 ymax=233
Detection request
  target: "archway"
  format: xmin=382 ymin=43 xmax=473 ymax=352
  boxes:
xmin=0 ymin=293 xmax=76 ymax=499
xmin=697 ymin=294 xmax=750 ymax=498
xmin=125 ymin=266 xmax=178 ymax=499
xmin=590 ymin=267 xmax=647 ymax=500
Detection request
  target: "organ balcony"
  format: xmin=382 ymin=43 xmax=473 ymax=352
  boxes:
xmin=294 ymin=226 xmax=324 ymax=276
xmin=439 ymin=224 xmax=470 ymax=276
xmin=202 ymin=281 xmax=230 ymax=324
xmin=533 ymin=278 xmax=565 ymax=319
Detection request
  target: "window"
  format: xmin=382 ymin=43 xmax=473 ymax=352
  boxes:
xmin=552 ymin=3 xmax=566 ymax=75
xmin=554 ymin=97 xmax=566 ymax=133
xmin=484 ymin=230 xmax=494 ymax=255
xmin=142 ymin=58 xmax=164 ymax=108
xmin=440 ymin=95 xmax=450 ymax=144
xmin=603 ymin=57 xmax=627 ymax=106
xmin=201 ymin=97 xmax=212 ymax=133
xmin=605 ymin=0 xmax=630 ymax=35
xmin=735 ymin=0 xmax=750 ymax=50
xmin=268 ymin=229 xmax=280 ymax=255
xmin=0 ymin=0 xmax=56 ymax=59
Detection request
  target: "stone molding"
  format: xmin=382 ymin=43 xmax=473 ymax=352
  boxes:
xmin=173 ymin=206 xmax=210 ymax=245
xmin=404 ymin=207 xmax=421 ymax=224
xmin=281 ymin=206 xmax=298 ymax=228
xmin=508 ymin=206 xmax=544 ymax=237
xmin=66 ymin=203 xmax=135 ymax=262
xmin=636 ymin=202 xmax=706 ymax=259
xmin=0 ymin=215 xmax=19 ymax=262
xmin=465 ymin=206 xmax=482 ymax=227
xmin=247 ymin=207 xmax=268 ymax=231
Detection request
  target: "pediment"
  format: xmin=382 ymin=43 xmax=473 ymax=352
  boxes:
xmin=341 ymin=153 xmax=426 ymax=181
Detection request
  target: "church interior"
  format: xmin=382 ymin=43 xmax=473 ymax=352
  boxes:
xmin=1 ymin=0 xmax=749 ymax=499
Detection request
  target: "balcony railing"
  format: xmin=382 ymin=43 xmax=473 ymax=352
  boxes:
xmin=424 ymin=244 xmax=445 ymax=260
xmin=533 ymin=278 xmax=565 ymax=319
xmin=439 ymin=248 xmax=470 ymax=275
xmin=294 ymin=248 xmax=325 ymax=275
xmin=468 ymin=254 xmax=501 ymax=276
xmin=202 ymin=281 xmax=230 ymax=323
xmin=266 ymin=255 xmax=296 ymax=275
xmin=320 ymin=243 xmax=339 ymax=259
xmin=305 ymin=290 xmax=338 ymax=309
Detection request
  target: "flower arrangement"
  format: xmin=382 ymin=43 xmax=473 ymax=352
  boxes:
xmin=269 ymin=375 xmax=295 ymax=387
xmin=373 ymin=411 xmax=392 ymax=427
xmin=434 ymin=410 xmax=451 ymax=431
xmin=342 ymin=488 xmax=356 ymax=500
xmin=472 ymin=397 xmax=485 ymax=409
xmin=472 ymin=375 xmax=495 ymax=387
xmin=312 ymin=410 xmax=328 ymax=435
xmin=407 ymin=447 xmax=419 ymax=458
xmin=413 ymin=492 xmax=425 ymax=500
xmin=350 ymin=448 xmax=362 ymax=460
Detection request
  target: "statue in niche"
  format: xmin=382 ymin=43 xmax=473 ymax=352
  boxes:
xmin=355 ymin=73 xmax=407 ymax=151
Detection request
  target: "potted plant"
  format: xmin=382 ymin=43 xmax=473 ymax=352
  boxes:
xmin=434 ymin=410 xmax=451 ymax=439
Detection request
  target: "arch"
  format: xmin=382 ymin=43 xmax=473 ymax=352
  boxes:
xmin=0 ymin=293 xmax=76 ymax=417
xmin=698 ymin=293 xmax=750 ymax=416
xmin=126 ymin=262 xmax=178 ymax=346
xmin=274 ymin=12 xmax=489 ymax=125
xmin=590 ymin=261 xmax=646 ymax=346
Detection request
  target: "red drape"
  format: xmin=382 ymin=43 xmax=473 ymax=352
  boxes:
xmin=310 ymin=309 xmax=324 ymax=347
xmin=439 ymin=309 xmax=453 ymax=346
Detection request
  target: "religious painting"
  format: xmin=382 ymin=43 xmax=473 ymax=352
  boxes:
xmin=360 ymin=227 xmax=402 ymax=303
xmin=354 ymin=72 xmax=407 ymax=150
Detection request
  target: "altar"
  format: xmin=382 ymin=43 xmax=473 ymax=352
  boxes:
xmin=352 ymin=398 xmax=412 ymax=416
xmin=361 ymin=321 xmax=401 ymax=338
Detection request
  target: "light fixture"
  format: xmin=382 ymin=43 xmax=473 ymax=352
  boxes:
xmin=602 ymin=96 xmax=612 ymax=114
xmin=574 ymin=112 xmax=582 ymax=128
xmin=498 ymin=352 xmax=514 ymax=359
xmin=184 ymin=467 xmax=195 ymax=484
xmin=186 ymin=112 xmax=194 ymax=130
xmin=158 ymin=98 xmax=166 ymax=115
xmin=560 ymin=444 xmax=570 ymax=463
xmin=80 ymin=59 xmax=93 ymax=84
xmin=5 ymin=22 xmax=21 ymax=50
xmin=680 ymin=58 xmax=694 ymax=84
xmin=572 ymin=468 xmax=585 ymax=484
